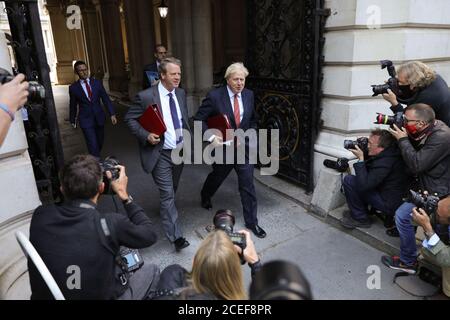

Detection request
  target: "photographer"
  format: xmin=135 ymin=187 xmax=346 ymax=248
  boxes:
xmin=382 ymin=61 xmax=450 ymax=127
xmin=0 ymin=73 xmax=29 ymax=146
xmin=28 ymin=155 xmax=159 ymax=300
xmin=151 ymin=229 xmax=261 ymax=300
xmin=382 ymin=103 xmax=450 ymax=274
xmin=340 ymin=129 xmax=410 ymax=229
xmin=412 ymin=196 xmax=450 ymax=297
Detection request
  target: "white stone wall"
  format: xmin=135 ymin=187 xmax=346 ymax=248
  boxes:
xmin=0 ymin=32 xmax=41 ymax=299
xmin=314 ymin=0 xmax=450 ymax=184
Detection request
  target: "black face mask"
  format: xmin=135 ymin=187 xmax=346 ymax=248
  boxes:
xmin=398 ymin=84 xmax=416 ymax=99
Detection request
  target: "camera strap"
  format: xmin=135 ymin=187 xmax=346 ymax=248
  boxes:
xmin=393 ymin=269 xmax=441 ymax=298
xmin=93 ymin=212 xmax=130 ymax=286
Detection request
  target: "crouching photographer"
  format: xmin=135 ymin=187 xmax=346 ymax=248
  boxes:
xmin=29 ymin=155 xmax=160 ymax=300
xmin=340 ymin=129 xmax=410 ymax=230
xmin=382 ymin=103 xmax=450 ymax=274
xmin=150 ymin=211 xmax=261 ymax=300
xmin=411 ymin=196 xmax=450 ymax=297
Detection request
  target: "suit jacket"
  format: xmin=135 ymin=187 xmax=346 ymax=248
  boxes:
xmin=69 ymin=78 xmax=115 ymax=129
xmin=194 ymin=86 xmax=257 ymax=137
xmin=29 ymin=200 xmax=157 ymax=300
xmin=125 ymin=85 xmax=191 ymax=174
xmin=143 ymin=62 xmax=158 ymax=90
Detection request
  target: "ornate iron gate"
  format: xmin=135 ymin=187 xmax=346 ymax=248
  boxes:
xmin=246 ymin=0 xmax=329 ymax=192
xmin=4 ymin=0 xmax=64 ymax=204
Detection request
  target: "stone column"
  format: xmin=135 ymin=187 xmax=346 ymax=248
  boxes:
xmin=92 ymin=0 xmax=110 ymax=91
xmin=169 ymin=0 xmax=196 ymax=116
xmin=82 ymin=1 xmax=105 ymax=81
xmin=0 ymin=32 xmax=41 ymax=299
xmin=191 ymin=0 xmax=214 ymax=114
xmin=123 ymin=0 xmax=156 ymax=99
xmin=46 ymin=2 xmax=86 ymax=84
xmin=313 ymin=0 xmax=450 ymax=207
xmin=98 ymin=0 xmax=127 ymax=92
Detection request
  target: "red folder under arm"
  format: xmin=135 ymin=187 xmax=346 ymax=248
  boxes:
xmin=138 ymin=104 xmax=167 ymax=136
xmin=207 ymin=114 xmax=232 ymax=141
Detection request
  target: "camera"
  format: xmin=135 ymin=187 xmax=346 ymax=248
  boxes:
xmin=371 ymin=60 xmax=400 ymax=97
xmin=0 ymin=67 xmax=46 ymax=103
xmin=375 ymin=111 xmax=404 ymax=129
xmin=409 ymin=190 xmax=439 ymax=226
xmin=323 ymin=157 xmax=349 ymax=173
xmin=344 ymin=137 xmax=369 ymax=154
xmin=249 ymin=260 xmax=312 ymax=300
xmin=99 ymin=156 xmax=120 ymax=195
xmin=117 ymin=247 xmax=144 ymax=273
xmin=213 ymin=209 xmax=247 ymax=251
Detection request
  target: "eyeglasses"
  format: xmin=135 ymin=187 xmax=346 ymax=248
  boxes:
xmin=157 ymin=51 xmax=167 ymax=55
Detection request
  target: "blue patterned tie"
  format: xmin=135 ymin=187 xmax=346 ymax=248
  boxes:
xmin=168 ymin=92 xmax=183 ymax=144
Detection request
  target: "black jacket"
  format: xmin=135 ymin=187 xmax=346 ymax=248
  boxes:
xmin=353 ymin=145 xmax=411 ymax=213
xmin=28 ymin=200 xmax=158 ymax=300
xmin=392 ymin=74 xmax=450 ymax=127
xmin=397 ymin=120 xmax=450 ymax=197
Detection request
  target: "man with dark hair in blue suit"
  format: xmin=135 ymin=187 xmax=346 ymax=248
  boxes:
xmin=70 ymin=61 xmax=117 ymax=158
xmin=142 ymin=44 xmax=167 ymax=90
xmin=194 ymin=62 xmax=266 ymax=238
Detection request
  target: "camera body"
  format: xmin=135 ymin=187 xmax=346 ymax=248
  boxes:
xmin=213 ymin=210 xmax=247 ymax=251
xmin=371 ymin=60 xmax=400 ymax=97
xmin=409 ymin=190 xmax=439 ymax=226
xmin=323 ymin=157 xmax=349 ymax=173
xmin=117 ymin=247 xmax=144 ymax=273
xmin=0 ymin=67 xmax=46 ymax=104
xmin=344 ymin=137 xmax=369 ymax=154
xmin=99 ymin=157 xmax=120 ymax=195
xmin=375 ymin=111 xmax=404 ymax=129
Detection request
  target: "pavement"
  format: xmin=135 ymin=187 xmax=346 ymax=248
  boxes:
xmin=50 ymin=85 xmax=448 ymax=300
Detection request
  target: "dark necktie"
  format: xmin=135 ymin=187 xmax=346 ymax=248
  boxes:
xmin=84 ymin=79 xmax=93 ymax=100
xmin=168 ymin=92 xmax=183 ymax=144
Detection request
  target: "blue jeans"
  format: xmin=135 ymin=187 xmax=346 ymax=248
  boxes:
xmin=342 ymin=175 xmax=391 ymax=221
xmin=395 ymin=202 xmax=417 ymax=266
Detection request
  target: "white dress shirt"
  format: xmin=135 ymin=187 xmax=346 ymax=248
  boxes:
xmin=158 ymin=82 xmax=183 ymax=150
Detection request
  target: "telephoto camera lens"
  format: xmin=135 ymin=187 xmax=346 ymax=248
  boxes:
xmin=213 ymin=209 xmax=235 ymax=233
xmin=249 ymin=260 xmax=312 ymax=300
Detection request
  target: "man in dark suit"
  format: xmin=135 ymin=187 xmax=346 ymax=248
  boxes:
xmin=142 ymin=44 xmax=167 ymax=90
xmin=69 ymin=61 xmax=117 ymax=158
xmin=125 ymin=57 xmax=191 ymax=251
xmin=194 ymin=62 xmax=266 ymax=238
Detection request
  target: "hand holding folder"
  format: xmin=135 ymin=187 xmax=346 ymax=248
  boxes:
xmin=207 ymin=114 xmax=232 ymax=142
xmin=138 ymin=104 xmax=167 ymax=136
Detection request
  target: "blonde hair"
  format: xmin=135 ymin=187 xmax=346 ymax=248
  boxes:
xmin=224 ymin=62 xmax=249 ymax=80
xmin=397 ymin=61 xmax=436 ymax=89
xmin=191 ymin=230 xmax=247 ymax=300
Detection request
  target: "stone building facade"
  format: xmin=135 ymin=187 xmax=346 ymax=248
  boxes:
xmin=0 ymin=0 xmax=449 ymax=299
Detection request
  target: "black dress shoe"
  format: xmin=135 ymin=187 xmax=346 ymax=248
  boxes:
xmin=201 ymin=195 xmax=212 ymax=210
xmin=174 ymin=237 xmax=190 ymax=251
xmin=246 ymin=225 xmax=267 ymax=238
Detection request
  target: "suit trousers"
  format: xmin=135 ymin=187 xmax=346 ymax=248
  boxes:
xmin=81 ymin=125 xmax=104 ymax=158
xmin=201 ymin=163 xmax=258 ymax=227
xmin=343 ymin=175 xmax=392 ymax=221
xmin=152 ymin=150 xmax=184 ymax=242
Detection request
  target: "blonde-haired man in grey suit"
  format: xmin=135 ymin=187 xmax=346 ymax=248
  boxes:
xmin=125 ymin=57 xmax=191 ymax=252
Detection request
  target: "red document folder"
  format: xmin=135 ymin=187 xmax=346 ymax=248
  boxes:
xmin=207 ymin=114 xmax=232 ymax=141
xmin=138 ymin=104 xmax=167 ymax=136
